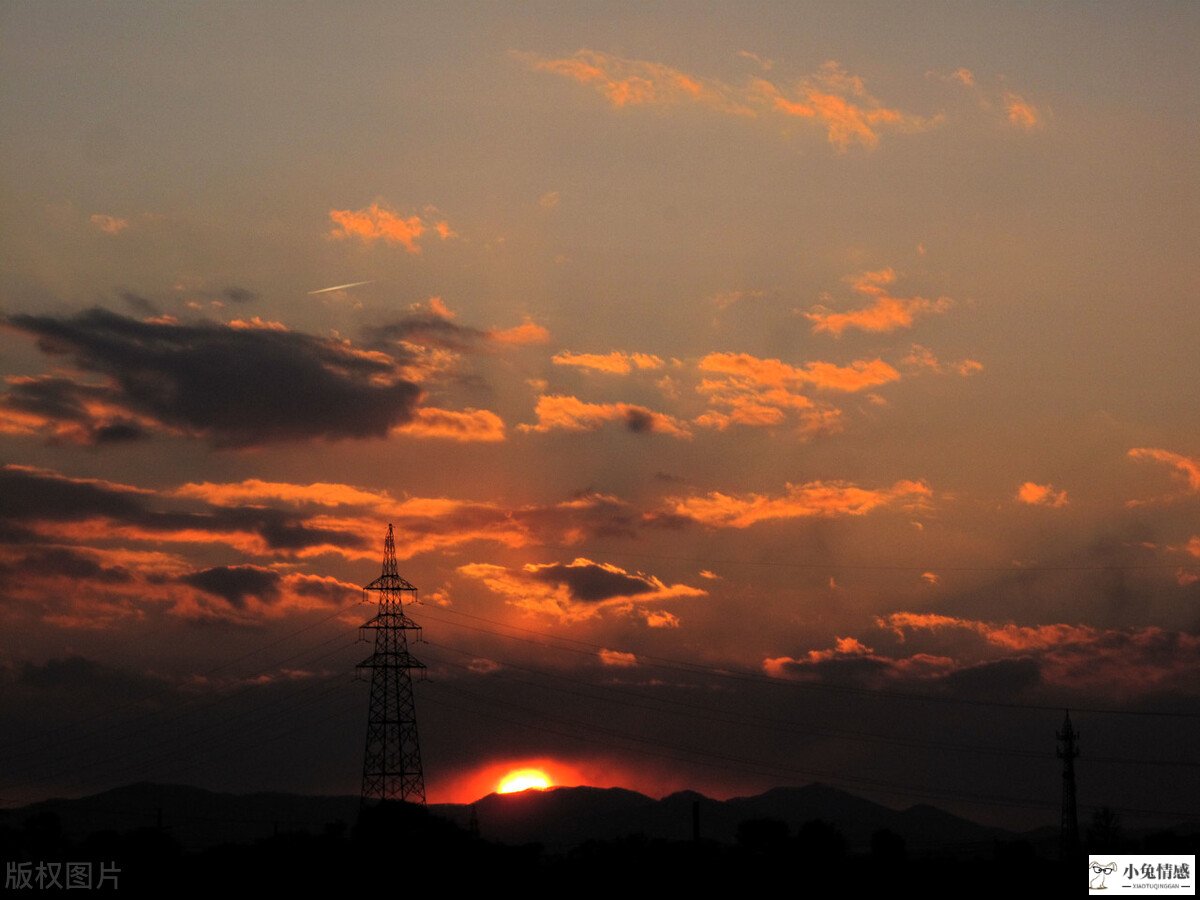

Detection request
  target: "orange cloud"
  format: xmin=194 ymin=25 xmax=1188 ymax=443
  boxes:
xmin=643 ymin=610 xmax=680 ymax=628
xmin=488 ymin=319 xmax=551 ymax=346
xmin=1004 ymin=91 xmax=1039 ymax=129
xmin=0 ymin=404 xmax=64 ymax=438
xmin=764 ymin=636 xmax=958 ymax=684
xmin=699 ymin=352 xmax=900 ymax=393
xmin=175 ymin=479 xmax=390 ymax=508
xmin=804 ymin=268 xmax=953 ymax=336
xmin=519 ymin=394 xmax=692 ymax=439
xmin=521 ymin=51 xmax=935 ymax=150
xmin=902 ymin=344 xmax=983 ymax=377
xmin=227 ymin=316 xmax=288 ymax=331
xmin=458 ymin=557 xmax=705 ymax=623
xmin=428 ymin=296 xmax=456 ymax=319
xmin=598 ymin=649 xmax=638 ymax=667
xmin=1016 ymin=481 xmax=1069 ymax=508
xmin=878 ymin=611 xmax=1106 ymax=651
xmin=328 ymin=203 xmax=456 ymax=253
xmin=875 ymin=611 xmax=1200 ymax=693
xmin=1128 ymin=447 xmax=1200 ymax=492
xmin=392 ymin=407 xmax=506 ymax=442
xmin=754 ymin=62 xmax=937 ymax=151
xmin=692 ymin=352 xmax=894 ymax=437
xmin=929 ymin=68 xmax=1044 ymax=132
xmin=552 ymin=351 xmax=665 ymax=374
xmin=517 ymin=49 xmax=751 ymax=115
xmin=89 ymin=213 xmax=129 ymax=235
xmin=764 ymin=635 xmax=874 ymax=676
xmin=1 ymin=468 xmax=654 ymax=610
xmin=661 ymin=478 xmax=931 ymax=528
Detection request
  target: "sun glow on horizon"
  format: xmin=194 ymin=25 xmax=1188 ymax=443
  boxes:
xmin=497 ymin=768 xmax=553 ymax=794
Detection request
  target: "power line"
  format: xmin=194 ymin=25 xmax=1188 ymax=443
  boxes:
xmin=416 ymin=606 xmax=1200 ymax=720
xmin=420 ymin=639 xmax=1199 ymax=770
xmin=546 ymin=544 xmax=1189 ymax=574
xmin=419 ymin=679 xmax=1195 ymax=822
xmin=0 ymin=604 xmax=357 ymax=756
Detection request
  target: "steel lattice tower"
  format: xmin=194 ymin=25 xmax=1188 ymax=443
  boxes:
xmin=357 ymin=523 xmax=426 ymax=805
xmin=1057 ymin=709 xmax=1079 ymax=858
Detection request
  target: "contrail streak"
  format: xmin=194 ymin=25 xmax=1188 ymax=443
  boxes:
xmin=307 ymin=280 xmax=374 ymax=295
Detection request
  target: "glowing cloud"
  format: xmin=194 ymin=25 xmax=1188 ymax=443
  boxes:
xmin=805 ymin=268 xmax=953 ymax=336
xmin=902 ymin=344 xmax=983 ymax=377
xmin=661 ymin=479 xmax=931 ymax=529
xmin=520 ymin=394 xmax=692 ymax=439
xmin=517 ymin=48 xmax=751 ymax=115
xmin=699 ymin=352 xmax=900 ymax=393
xmin=174 ymin=479 xmax=390 ymax=508
xmin=1004 ymin=91 xmax=1040 ymax=129
xmin=1016 ymin=481 xmax=1069 ymax=508
xmin=553 ymin=351 xmax=665 ymax=374
xmin=1128 ymin=447 xmax=1200 ymax=492
xmin=458 ymin=557 xmax=705 ymax=623
xmin=875 ymin=612 xmax=1200 ymax=692
xmin=520 ymin=51 xmax=936 ymax=150
xmin=392 ymin=407 xmax=506 ymax=443
xmin=488 ymin=319 xmax=551 ymax=346
xmin=328 ymin=203 xmax=457 ymax=253
xmin=752 ymin=61 xmax=937 ymax=151
xmin=598 ymin=649 xmax=638 ymax=667
xmin=89 ymin=213 xmax=129 ymax=235
xmin=692 ymin=352 xmax=895 ymax=437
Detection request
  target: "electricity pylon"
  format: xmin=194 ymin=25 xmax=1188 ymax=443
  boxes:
xmin=1057 ymin=709 xmax=1079 ymax=858
xmin=358 ymin=524 xmax=426 ymax=805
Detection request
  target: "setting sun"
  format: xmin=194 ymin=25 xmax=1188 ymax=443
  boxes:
xmin=497 ymin=768 xmax=553 ymax=794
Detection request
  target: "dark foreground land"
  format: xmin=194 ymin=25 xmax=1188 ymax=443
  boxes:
xmin=2 ymin=783 xmax=1195 ymax=895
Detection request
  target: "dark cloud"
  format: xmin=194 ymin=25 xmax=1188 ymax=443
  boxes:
xmin=0 ymin=376 xmax=149 ymax=444
xmin=624 ymin=408 xmax=654 ymax=433
xmin=182 ymin=565 xmax=281 ymax=607
xmin=529 ymin=561 xmax=658 ymax=602
xmin=3 ymin=375 xmax=110 ymax=423
xmin=0 ymin=465 xmax=368 ymax=557
xmin=939 ymin=657 xmax=1043 ymax=697
xmin=119 ymin=291 xmax=158 ymax=315
xmin=366 ymin=314 xmax=487 ymax=352
xmin=91 ymin=422 xmax=148 ymax=442
xmin=382 ymin=492 xmax=639 ymax=555
xmin=766 ymin=654 xmax=895 ymax=686
xmin=0 ymin=547 xmax=132 ymax=587
xmin=16 ymin=656 xmax=165 ymax=697
xmin=222 ymin=286 xmax=258 ymax=303
xmin=0 ymin=466 xmax=146 ymax=522
xmin=4 ymin=308 xmax=422 ymax=447
xmin=288 ymin=575 xmax=360 ymax=606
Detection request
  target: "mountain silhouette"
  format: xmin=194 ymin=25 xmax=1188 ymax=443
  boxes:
xmin=433 ymin=781 xmax=1009 ymax=851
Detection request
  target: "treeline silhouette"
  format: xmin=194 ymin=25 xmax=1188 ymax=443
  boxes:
xmin=3 ymin=802 xmax=1195 ymax=894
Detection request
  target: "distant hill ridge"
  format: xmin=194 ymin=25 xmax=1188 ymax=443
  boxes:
xmin=3 ymin=780 xmax=1016 ymax=852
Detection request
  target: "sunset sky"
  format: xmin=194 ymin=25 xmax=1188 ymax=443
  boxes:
xmin=2 ymin=3 xmax=1197 ymax=829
